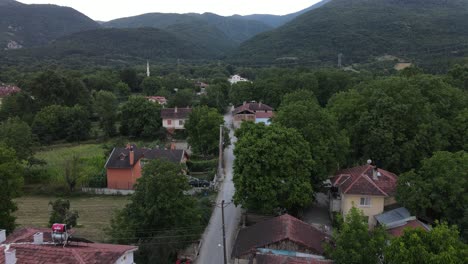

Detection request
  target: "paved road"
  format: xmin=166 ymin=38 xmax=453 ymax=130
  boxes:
xmin=196 ymin=113 xmax=242 ymax=264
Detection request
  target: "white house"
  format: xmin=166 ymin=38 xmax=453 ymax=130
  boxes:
xmin=161 ymin=107 xmax=192 ymax=130
xmin=228 ymin=74 xmax=249 ymax=85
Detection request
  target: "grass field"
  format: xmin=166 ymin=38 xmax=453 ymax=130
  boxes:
xmin=35 ymin=143 xmax=106 ymax=183
xmin=14 ymin=195 xmax=130 ymax=242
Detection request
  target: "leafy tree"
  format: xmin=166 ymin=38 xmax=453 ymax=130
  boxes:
xmin=28 ymin=70 xmax=90 ymax=108
xmin=0 ymin=91 xmax=37 ymax=123
xmin=0 ymin=144 xmax=24 ymax=234
xmin=141 ymin=76 xmax=163 ymax=95
xmin=169 ymin=88 xmax=193 ymax=107
xmin=200 ymin=82 xmax=230 ymax=113
xmin=119 ymin=68 xmax=139 ymax=92
xmin=233 ymin=123 xmax=314 ymax=214
xmin=82 ymin=71 xmax=119 ymax=92
xmin=94 ymin=90 xmax=118 ymax=137
xmin=314 ymin=69 xmax=354 ymax=106
xmin=325 ymin=207 xmax=387 ymax=264
xmin=32 ymin=105 xmax=91 ymax=144
xmin=229 ymin=81 xmax=255 ymax=106
xmin=185 ymin=106 xmax=225 ymax=156
xmin=396 ymin=151 xmax=467 ymax=240
xmin=48 ymin=199 xmax=79 ymax=229
xmin=0 ymin=117 xmax=36 ymax=161
xmin=119 ymin=97 xmax=163 ymax=139
xmin=275 ymin=90 xmax=349 ymax=183
xmin=109 ymin=160 xmax=203 ymax=263
xmin=63 ymin=155 xmax=83 ymax=192
xmin=115 ymin=81 xmax=131 ymax=100
xmin=385 ymin=222 xmax=468 ymax=264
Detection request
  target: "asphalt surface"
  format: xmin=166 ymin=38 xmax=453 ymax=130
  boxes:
xmin=196 ymin=113 xmax=242 ymax=264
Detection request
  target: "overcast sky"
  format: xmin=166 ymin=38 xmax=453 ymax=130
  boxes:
xmin=17 ymin=0 xmax=321 ymax=21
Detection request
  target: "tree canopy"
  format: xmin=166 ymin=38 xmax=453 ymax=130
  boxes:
xmin=119 ymin=96 xmax=163 ymax=139
xmin=0 ymin=117 xmax=35 ymax=161
xmin=185 ymin=106 xmax=225 ymax=156
xmin=94 ymin=90 xmax=118 ymax=137
xmin=233 ymin=123 xmax=314 ymax=214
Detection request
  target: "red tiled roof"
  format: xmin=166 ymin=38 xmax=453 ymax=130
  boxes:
xmin=0 ymin=245 xmax=5 ymax=263
xmin=332 ymin=165 xmax=398 ymax=196
xmin=255 ymin=253 xmax=334 ymax=264
xmin=2 ymin=228 xmax=137 ymax=264
xmin=387 ymin=220 xmax=430 ymax=237
xmin=161 ymin=107 xmax=192 ymax=119
xmin=232 ymin=214 xmax=329 ymax=258
xmin=233 ymin=102 xmax=273 ymax=115
xmin=0 ymin=85 xmax=21 ymax=97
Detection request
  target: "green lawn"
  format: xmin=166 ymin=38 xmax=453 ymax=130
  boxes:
xmin=35 ymin=143 xmax=106 ymax=183
xmin=14 ymin=195 xmax=130 ymax=242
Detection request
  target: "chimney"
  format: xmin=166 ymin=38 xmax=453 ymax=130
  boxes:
xmin=5 ymin=248 xmax=17 ymax=264
xmin=373 ymin=167 xmax=378 ymax=180
xmin=0 ymin=229 xmax=5 ymax=243
xmin=174 ymin=106 xmax=178 ymax=113
xmin=129 ymin=146 xmax=134 ymax=166
xmin=33 ymin=232 xmax=43 ymax=245
xmin=243 ymin=101 xmax=246 ymax=105
xmin=259 ymin=101 xmax=262 ymax=108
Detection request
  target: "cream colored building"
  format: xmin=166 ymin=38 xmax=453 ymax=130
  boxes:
xmin=330 ymin=163 xmax=398 ymax=228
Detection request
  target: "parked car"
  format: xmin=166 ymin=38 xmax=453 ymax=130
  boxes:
xmin=188 ymin=176 xmax=210 ymax=188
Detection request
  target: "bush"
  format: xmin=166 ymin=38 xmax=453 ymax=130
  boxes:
xmin=48 ymin=199 xmax=79 ymax=228
xmin=87 ymin=173 xmax=107 ymax=188
xmin=187 ymin=159 xmax=218 ymax=172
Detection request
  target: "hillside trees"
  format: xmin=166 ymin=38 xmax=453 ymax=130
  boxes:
xmin=233 ymin=123 xmax=314 ymax=214
xmin=325 ymin=207 xmax=387 ymax=264
xmin=275 ymin=90 xmax=349 ymax=182
xmin=0 ymin=145 xmax=24 ymax=234
xmin=0 ymin=91 xmax=38 ymax=123
xmin=0 ymin=117 xmax=36 ymax=161
xmin=94 ymin=90 xmax=118 ymax=137
xmin=119 ymin=96 xmax=163 ymax=139
xmin=185 ymin=106 xmax=225 ymax=156
xmin=396 ymin=151 xmax=468 ymax=240
xmin=109 ymin=160 xmax=203 ymax=263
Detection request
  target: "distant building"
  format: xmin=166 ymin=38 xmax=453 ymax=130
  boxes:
xmin=228 ymin=74 xmax=249 ymax=85
xmin=105 ymin=144 xmax=188 ymax=190
xmin=146 ymin=96 xmax=167 ymax=105
xmin=329 ymin=162 xmax=398 ymax=228
xmin=0 ymin=228 xmax=137 ymax=264
xmin=0 ymin=84 xmax=21 ymax=105
xmin=232 ymin=102 xmax=274 ymax=128
xmin=161 ymin=107 xmax=192 ymax=130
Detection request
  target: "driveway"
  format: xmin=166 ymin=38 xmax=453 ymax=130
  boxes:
xmin=302 ymin=192 xmax=333 ymax=234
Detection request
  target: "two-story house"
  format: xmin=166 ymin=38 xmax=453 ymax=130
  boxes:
xmin=161 ymin=107 xmax=192 ymax=131
xmin=232 ymin=102 xmax=274 ymax=128
xmin=329 ymin=161 xmax=398 ymax=228
xmin=228 ymin=74 xmax=249 ymax=85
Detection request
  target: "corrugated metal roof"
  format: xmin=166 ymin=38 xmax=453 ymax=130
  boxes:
xmin=375 ymin=207 xmax=411 ymax=226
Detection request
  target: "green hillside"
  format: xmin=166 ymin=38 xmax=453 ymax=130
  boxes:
xmin=0 ymin=27 xmax=224 ymax=67
xmin=232 ymin=0 xmax=468 ymax=68
xmin=104 ymin=12 xmax=273 ymax=44
xmin=0 ymin=0 xmax=100 ymax=49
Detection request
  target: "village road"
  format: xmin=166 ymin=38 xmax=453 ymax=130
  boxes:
xmin=196 ymin=113 xmax=242 ymax=264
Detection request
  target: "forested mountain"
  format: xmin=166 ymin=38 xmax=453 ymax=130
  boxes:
xmin=232 ymin=0 xmax=468 ymax=67
xmin=0 ymin=0 xmax=100 ymax=49
xmin=0 ymin=27 xmax=227 ymax=67
xmin=104 ymin=12 xmax=272 ymax=44
xmin=238 ymin=0 xmax=332 ymax=28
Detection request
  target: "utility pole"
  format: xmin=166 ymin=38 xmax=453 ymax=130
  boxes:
xmin=338 ymin=53 xmax=343 ymax=68
xmin=221 ymin=200 xmax=227 ymax=264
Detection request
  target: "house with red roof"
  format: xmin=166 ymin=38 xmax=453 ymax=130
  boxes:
xmin=329 ymin=161 xmax=398 ymax=227
xmin=161 ymin=107 xmax=192 ymax=131
xmin=146 ymin=96 xmax=167 ymax=106
xmin=105 ymin=144 xmax=188 ymax=190
xmin=232 ymin=214 xmax=332 ymax=264
xmin=0 ymin=228 xmax=137 ymax=264
xmin=0 ymin=84 xmax=21 ymax=105
xmin=232 ymin=101 xmax=274 ymax=128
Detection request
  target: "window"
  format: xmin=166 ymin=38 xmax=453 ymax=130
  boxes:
xmin=167 ymin=120 xmax=172 ymax=125
xmin=359 ymin=197 xmax=371 ymax=207
xmin=179 ymin=120 xmax=184 ymax=125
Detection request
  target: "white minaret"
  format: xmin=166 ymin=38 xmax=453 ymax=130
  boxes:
xmin=146 ymin=60 xmax=150 ymax=77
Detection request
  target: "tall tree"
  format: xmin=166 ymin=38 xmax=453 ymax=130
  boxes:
xmin=185 ymin=106 xmax=225 ymax=156
xmin=0 ymin=117 xmax=35 ymax=161
xmin=385 ymin=222 xmax=468 ymax=264
xmin=94 ymin=90 xmax=118 ymax=137
xmin=325 ymin=207 xmax=387 ymax=264
xmin=109 ymin=160 xmax=202 ymax=263
xmin=141 ymin=76 xmax=163 ymax=95
xmin=275 ymin=90 xmax=349 ymax=183
xmin=0 ymin=91 xmax=37 ymax=123
xmin=233 ymin=123 xmax=314 ymax=214
xmin=119 ymin=68 xmax=139 ymax=92
xmin=396 ymin=151 xmax=468 ymax=240
xmin=48 ymin=199 xmax=79 ymax=228
xmin=119 ymin=96 xmax=163 ymax=139
xmin=0 ymin=144 xmax=24 ymax=234
xmin=170 ymin=88 xmax=193 ymax=107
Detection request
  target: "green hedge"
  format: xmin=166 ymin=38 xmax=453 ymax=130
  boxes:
xmin=187 ymin=159 xmax=218 ymax=172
